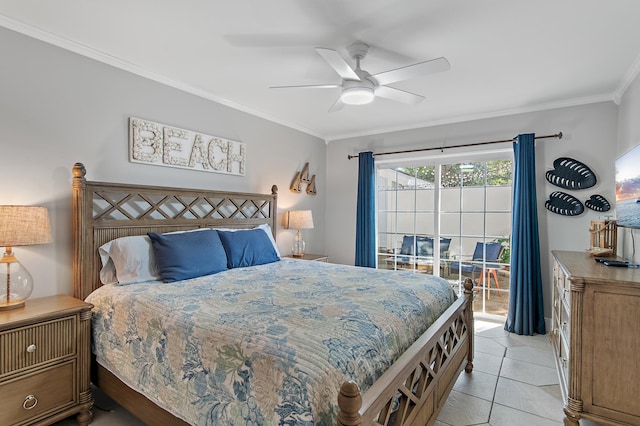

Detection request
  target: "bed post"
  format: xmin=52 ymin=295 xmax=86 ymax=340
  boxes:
xmin=271 ymin=185 xmax=278 ymax=238
xmin=72 ymin=162 xmax=87 ymax=300
xmin=463 ymin=277 xmax=474 ymax=373
xmin=337 ymin=381 xmax=362 ymax=426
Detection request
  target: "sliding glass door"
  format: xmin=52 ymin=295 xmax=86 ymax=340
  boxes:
xmin=377 ymin=158 xmax=513 ymax=316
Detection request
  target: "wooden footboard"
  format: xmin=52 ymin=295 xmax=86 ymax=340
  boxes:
xmin=338 ymin=279 xmax=474 ymax=426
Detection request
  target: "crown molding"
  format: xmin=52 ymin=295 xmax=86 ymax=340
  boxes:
xmin=326 ymin=94 xmax=615 ymax=142
xmin=0 ymin=15 xmax=326 ymax=141
xmin=613 ymin=52 xmax=640 ymax=104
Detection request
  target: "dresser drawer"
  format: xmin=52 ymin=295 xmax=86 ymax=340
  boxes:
xmin=0 ymin=317 xmax=76 ymax=377
xmin=0 ymin=361 xmax=76 ymax=425
xmin=557 ymin=328 xmax=570 ymax=388
xmin=558 ymin=299 xmax=570 ymax=344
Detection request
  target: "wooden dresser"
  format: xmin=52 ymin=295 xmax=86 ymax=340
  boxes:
xmin=0 ymin=295 xmax=93 ymax=426
xmin=551 ymin=250 xmax=640 ymax=425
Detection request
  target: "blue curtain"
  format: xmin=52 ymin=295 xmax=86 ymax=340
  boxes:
xmin=504 ymin=134 xmax=546 ymax=335
xmin=355 ymin=151 xmax=376 ymax=267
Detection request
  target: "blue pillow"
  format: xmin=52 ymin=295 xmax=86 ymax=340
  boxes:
xmin=217 ymin=229 xmax=280 ymax=268
xmin=147 ymin=229 xmax=228 ymax=282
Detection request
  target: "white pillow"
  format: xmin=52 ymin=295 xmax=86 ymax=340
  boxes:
xmin=98 ymin=235 xmax=158 ymax=285
xmin=98 ymin=256 xmax=118 ymax=285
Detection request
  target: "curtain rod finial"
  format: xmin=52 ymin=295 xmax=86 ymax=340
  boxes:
xmin=557 ymin=131 xmax=563 ymax=139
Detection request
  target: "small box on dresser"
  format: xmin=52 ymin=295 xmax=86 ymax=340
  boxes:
xmin=0 ymin=295 xmax=93 ymax=426
xmin=551 ymin=251 xmax=640 ymax=426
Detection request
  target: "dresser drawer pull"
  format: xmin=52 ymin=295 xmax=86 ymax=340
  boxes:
xmin=23 ymin=395 xmax=38 ymax=410
xmin=26 ymin=344 xmax=37 ymax=353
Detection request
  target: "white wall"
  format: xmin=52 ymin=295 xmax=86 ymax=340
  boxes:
xmin=616 ymin=71 xmax=640 ymax=263
xmin=0 ymin=27 xmax=326 ymax=298
xmin=326 ymin=102 xmax=619 ymax=317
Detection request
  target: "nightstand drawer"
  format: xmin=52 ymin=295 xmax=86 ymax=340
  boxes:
xmin=0 ymin=361 xmax=76 ymax=425
xmin=0 ymin=317 xmax=76 ymax=377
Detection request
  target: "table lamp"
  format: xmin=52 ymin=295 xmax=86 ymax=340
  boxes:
xmin=287 ymin=210 xmax=314 ymax=257
xmin=0 ymin=206 xmax=52 ymax=310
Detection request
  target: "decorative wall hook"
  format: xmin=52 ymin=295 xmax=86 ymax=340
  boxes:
xmin=300 ymin=163 xmax=310 ymax=183
xmin=290 ymin=172 xmax=302 ymax=193
xmin=306 ymin=175 xmax=316 ymax=195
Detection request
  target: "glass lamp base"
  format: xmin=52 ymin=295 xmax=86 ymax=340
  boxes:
xmin=0 ymin=299 xmax=26 ymax=311
xmin=291 ymin=230 xmax=306 ymax=258
xmin=0 ymin=250 xmax=34 ymax=311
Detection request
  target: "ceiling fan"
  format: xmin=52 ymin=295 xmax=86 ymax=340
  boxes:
xmin=271 ymin=42 xmax=450 ymax=112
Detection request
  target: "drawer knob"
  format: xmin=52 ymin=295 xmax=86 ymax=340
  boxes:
xmin=23 ymin=395 xmax=38 ymax=410
xmin=26 ymin=344 xmax=36 ymax=353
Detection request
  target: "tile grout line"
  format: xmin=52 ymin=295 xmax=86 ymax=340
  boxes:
xmin=490 ymin=401 xmax=565 ymax=425
xmin=491 ymin=332 xmax=564 ymax=425
xmin=485 ymin=338 xmax=507 ymax=425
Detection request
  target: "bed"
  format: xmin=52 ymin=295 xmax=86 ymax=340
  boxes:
xmin=71 ymin=162 xmax=474 ymax=426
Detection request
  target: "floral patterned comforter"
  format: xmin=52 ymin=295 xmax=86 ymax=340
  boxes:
xmin=86 ymin=258 xmax=456 ymax=425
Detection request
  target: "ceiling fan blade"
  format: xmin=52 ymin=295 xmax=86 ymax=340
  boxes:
xmin=328 ymin=97 xmax=345 ymax=112
xmin=270 ymin=84 xmax=340 ymax=89
xmin=372 ymin=57 xmax=450 ymax=86
xmin=375 ymin=86 xmax=425 ymax=104
xmin=315 ymin=48 xmax=360 ymax=81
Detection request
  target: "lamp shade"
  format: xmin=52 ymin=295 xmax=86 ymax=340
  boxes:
xmin=0 ymin=206 xmax=52 ymax=246
xmin=0 ymin=206 xmax=52 ymax=310
xmin=287 ymin=210 xmax=314 ymax=230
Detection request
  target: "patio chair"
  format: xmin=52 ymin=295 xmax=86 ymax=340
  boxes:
xmin=450 ymin=241 xmax=503 ymax=298
xmin=389 ymin=235 xmax=451 ymax=273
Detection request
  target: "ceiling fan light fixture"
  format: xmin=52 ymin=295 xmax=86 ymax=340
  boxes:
xmin=340 ymin=86 xmax=375 ymax=105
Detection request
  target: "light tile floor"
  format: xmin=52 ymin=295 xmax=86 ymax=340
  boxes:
xmin=436 ymin=318 xmax=603 ymax=426
xmin=56 ymin=319 xmax=604 ymax=426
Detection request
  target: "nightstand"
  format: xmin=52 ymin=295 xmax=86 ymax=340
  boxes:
xmin=0 ymin=295 xmax=93 ymax=426
xmin=286 ymin=253 xmax=329 ymax=262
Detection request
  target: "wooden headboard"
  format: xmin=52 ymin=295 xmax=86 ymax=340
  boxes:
xmin=72 ymin=162 xmax=278 ymax=300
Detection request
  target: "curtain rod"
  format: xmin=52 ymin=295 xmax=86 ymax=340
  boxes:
xmin=346 ymin=132 xmax=563 ymax=160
